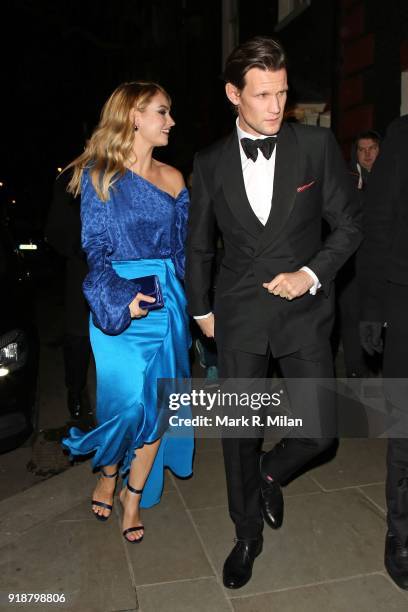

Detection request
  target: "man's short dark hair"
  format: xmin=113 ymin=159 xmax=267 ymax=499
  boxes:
xmin=224 ymin=36 xmax=287 ymax=91
xmin=355 ymin=130 xmax=381 ymax=145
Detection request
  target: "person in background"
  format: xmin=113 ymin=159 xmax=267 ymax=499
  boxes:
xmin=62 ymin=81 xmax=193 ymax=544
xmin=45 ymin=172 xmax=92 ymax=420
xmin=359 ymin=116 xmax=408 ymax=590
xmin=350 ymin=130 xmax=381 ymax=190
xmin=336 ymin=130 xmax=381 ymax=379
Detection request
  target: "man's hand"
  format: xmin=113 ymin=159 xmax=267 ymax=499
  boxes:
xmin=129 ymin=293 xmax=156 ymax=318
xmin=263 ymin=270 xmax=314 ymax=300
xmin=359 ymin=321 xmax=384 ymax=355
xmin=196 ymin=313 xmax=215 ymax=338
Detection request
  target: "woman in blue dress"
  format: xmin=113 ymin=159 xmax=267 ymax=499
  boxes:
xmin=62 ymin=81 xmax=193 ymax=543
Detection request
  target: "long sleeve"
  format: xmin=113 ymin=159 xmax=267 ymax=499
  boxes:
xmin=172 ymin=187 xmax=189 ymax=280
xmin=81 ymin=172 xmax=137 ymax=335
xmin=305 ymin=129 xmax=363 ymax=294
xmin=185 ymin=155 xmax=217 ymax=315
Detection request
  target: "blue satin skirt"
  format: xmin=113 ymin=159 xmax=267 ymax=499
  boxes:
xmin=62 ymin=259 xmax=194 ymax=508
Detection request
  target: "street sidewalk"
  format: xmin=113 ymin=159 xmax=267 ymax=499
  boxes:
xmin=1 ymin=437 xmax=408 ymax=612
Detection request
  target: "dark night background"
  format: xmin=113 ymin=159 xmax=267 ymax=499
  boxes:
xmin=1 ymin=0 xmax=407 ymax=237
xmin=3 ymin=0 xmax=227 ymax=233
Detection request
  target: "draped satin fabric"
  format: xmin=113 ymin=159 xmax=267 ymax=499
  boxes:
xmin=62 ymin=170 xmax=193 ymax=508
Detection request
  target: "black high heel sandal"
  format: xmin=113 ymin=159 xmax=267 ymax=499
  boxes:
xmin=91 ymin=468 xmax=119 ymax=522
xmin=122 ymin=482 xmax=145 ymax=543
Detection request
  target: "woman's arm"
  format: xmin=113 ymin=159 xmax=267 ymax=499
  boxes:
xmin=81 ymin=172 xmax=138 ymax=334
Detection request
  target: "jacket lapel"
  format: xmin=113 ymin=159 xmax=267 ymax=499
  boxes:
xmin=255 ymin=122 xmax=299 ymax=255
xmin=220 ymin=131 xmax=264 ymax=239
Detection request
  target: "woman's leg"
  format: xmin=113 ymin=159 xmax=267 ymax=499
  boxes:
xmin=92 ymin=464 xmax=118 ymax=519
xmin=120 ymin=439 xmax=161 ymax=541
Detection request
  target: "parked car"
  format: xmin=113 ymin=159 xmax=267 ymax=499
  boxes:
xmin=0 ymin=217 xmax=39 ymax=452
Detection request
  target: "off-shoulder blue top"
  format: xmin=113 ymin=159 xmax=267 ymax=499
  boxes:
xmin=80 ymin=169 xmax=189 ymax=335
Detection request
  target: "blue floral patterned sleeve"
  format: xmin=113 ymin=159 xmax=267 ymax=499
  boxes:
xmin=81 ymin=172 xmax=137 ymax=335
xmin=172 ymin=188 xmax=189 ymax=280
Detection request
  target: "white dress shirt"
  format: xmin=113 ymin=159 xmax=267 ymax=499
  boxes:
xmin=194 ymin=120 xmax=320 ymax=319
xmin=237 ymin=119 xmax=276 ymax=224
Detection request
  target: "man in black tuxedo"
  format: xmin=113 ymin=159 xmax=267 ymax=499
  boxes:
xmin=185 ymin=36 xmax=361 ymax=588
xmin=359 ymin=116 xmax=408 ymax=590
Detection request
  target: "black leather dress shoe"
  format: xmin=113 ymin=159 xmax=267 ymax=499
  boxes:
xmin=223 ymin=536 xmax=263 ymax=589
xmin=385 ymin=531 xmax=408 ymax=590
xmin=259 ymin=453 xmax=284 ymax=529
xmin=260 ymin=482 xmax=283 ymax=529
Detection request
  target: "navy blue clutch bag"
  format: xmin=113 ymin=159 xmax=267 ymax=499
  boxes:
xmin=130 ymin=274 xmax=164 ymax=311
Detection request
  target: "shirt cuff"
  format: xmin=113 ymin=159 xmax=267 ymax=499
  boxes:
xmin=300 ymin=266 xmax=321 ymax=295
xmin=194 ymin=312 xmax=213 ymax=320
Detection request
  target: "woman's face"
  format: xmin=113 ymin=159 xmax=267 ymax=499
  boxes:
xmin=134 ymin=91 xmax=175 ymax=147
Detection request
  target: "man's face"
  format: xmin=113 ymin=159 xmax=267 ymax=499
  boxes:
xmin=357 ymin=138 xmax=380 ymax=172
xmin=226 ymin=67 xmax=288 ymax=136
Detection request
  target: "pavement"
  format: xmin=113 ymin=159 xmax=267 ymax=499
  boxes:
xmin=1 ymin=436 xmax=408 ymax=611
xmin=1 ymin=289 xmax=408 ymax=611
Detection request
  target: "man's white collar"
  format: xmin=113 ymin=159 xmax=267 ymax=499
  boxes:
xmin=236 ymin=117 xmax=271 ymax=141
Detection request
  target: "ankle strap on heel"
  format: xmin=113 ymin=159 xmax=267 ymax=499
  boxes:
xmin=100 ymin=468 xmax=119 ymax=479
xmin=127 ymin=483 xmax=144 ymax=495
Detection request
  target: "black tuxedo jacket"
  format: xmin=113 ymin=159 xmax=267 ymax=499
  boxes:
xmin=358 ymin=115 xmax=408 ymax=322
xmin=185 ymin=122 xmax=362 ymax=356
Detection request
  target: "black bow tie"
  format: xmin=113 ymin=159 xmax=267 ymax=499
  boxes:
xmin=240 ymin=136 xmax=276 ymax=162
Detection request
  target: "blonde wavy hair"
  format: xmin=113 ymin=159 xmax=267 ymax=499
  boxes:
xmin=65 ymin=81 xmax=171 ymax=201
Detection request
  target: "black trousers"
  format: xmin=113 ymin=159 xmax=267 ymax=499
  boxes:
xmin=219 ymin=341 xmax=335 ymax=539
xmin=338 ymin=276 xmax=369 ymax=377
xmin=63 ymin=334 xmax=91 ymax=396
xmin=383 ymin=283 xmax=408 ymax=546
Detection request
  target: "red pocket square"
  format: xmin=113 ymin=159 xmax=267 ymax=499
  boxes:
xmin=297 ymin=180 xmax=316 ymax=193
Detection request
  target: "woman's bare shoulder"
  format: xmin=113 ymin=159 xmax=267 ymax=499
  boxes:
xmin=153 ymin=161 xmax=185 ymax=197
